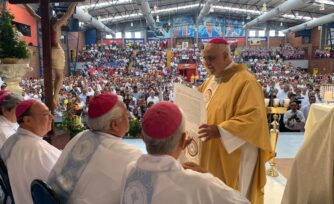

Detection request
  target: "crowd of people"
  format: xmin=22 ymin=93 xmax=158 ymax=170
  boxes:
xmin=315 ymin=49 xmax=332 ymax=58
xmin=14 ymin=42 xmax=334 ymax=133
xmin=0 ymin=38 xmax=333 ymax=204
xmin=241 ymin=44 xmax=306 ymax=61
xmin=78 ymin=44 xmax=132 ymax=70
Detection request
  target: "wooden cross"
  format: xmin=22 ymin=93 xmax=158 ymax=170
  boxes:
xmin=9 ymin=0 xmax=83 ymax=140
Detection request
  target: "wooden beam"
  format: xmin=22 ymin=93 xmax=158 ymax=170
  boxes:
xmin=40 ymin=0 xmax=53 ymax=113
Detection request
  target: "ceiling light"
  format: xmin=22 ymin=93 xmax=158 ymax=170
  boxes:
xmin=168 ymin=21 xmax=171 ymax=26
xmin=209 ymin=5 xmax=214 ymax=13
xmin=280 ymin=21 xmax=283 ymax=26
xmin=131 ymin=22 xmax=133 ymax=27
xmin=246 ymin=15 xmax=251 ymax=20
xmin=156 ymin=15 xmax=160 ymax=22
xmin=262 ymin=3 xmax=267 ymax=12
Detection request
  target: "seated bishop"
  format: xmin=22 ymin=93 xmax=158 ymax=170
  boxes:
xmin=120 ymin=101 xmax=249 ymax=204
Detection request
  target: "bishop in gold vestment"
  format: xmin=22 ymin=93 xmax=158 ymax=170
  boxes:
xmin=198 ymin=38 xmax=272 ymax=204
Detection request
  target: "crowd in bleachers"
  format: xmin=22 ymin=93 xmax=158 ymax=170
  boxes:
xmin=78 ymin=44 xmax=132 ymax=69
xmin=133 ymin=42 xmax=168 ymax=74
xmin=315 ymin=49 xmax=331 ymax=58
xmin=241 ymin=44 xmax=305 ymax=61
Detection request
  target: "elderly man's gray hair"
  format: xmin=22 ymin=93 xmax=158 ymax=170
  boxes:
xmin=0 ymin=93 xmax=22 ymax=115
xmin=87 ymin=102 xmax=124 ymax=131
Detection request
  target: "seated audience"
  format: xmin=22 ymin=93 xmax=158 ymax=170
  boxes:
xmin=120 ymin=102 xmax=249 ymax=204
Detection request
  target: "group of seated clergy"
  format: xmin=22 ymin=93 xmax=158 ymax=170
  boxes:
xmin=1 ymin=88 xmax=332 ymax=204
xmin=0 ymin=90 xmax=248 ymax=204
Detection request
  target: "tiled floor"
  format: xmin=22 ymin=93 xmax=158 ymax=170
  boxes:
xmin=124 ymin=132 xmax=305 ymax=204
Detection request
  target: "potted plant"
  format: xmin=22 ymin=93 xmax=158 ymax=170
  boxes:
xmin=0 ymin=10 xmax=30 ymax=63
xmin=0 ymin=10 xmax=32 ymax=94
xmin=128 ymin=116 xmax=142 ymax=138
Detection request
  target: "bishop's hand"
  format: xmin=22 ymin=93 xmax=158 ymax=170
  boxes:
xmin=198 ymin=124 xmax=220 ymax=142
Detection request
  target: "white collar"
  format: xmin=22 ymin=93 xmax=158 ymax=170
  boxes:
xmin=225 ymin=61 xmax=235 ymax=71
xmin=17 ymin=127 xmax=43 ymax=140
xmin=136 ymin=154 xmax=183 ymax=172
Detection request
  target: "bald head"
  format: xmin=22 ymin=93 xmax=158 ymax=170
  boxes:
xmin=202 ymin=43 xmax=232 ymax=77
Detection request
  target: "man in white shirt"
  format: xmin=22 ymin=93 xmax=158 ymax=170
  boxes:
xmin=277 ymin=84 xmax=290 ymax=105
xmin=48 ymin=93 xmax=142 ymax=204
xmin=0 ymin=92 xmax=21 ymax=148
xmin=284 ymin=101 xmax=306 ymax=132
xmin=120 ymin=102 xmax=249 ymax=204
xmin=1 ymin=99 xmax=61 ymax=204
xmin=146 ymin=90 xmax=159 ymax=105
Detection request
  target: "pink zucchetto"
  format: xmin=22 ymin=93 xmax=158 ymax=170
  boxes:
xmin=142 ymin=101 xmax=183 ymax=139
xmin=208 ymin=38 xmax=229 ymax=45
xmin=88 ymin=93 xmax=118 ymax=118
xmin=0 ymin=90 xmax=9 ymax=96
xmin=16 ymin=99 xmax=37 ymax=119
xmin=0 ymin=92 xmax=10 ymax=105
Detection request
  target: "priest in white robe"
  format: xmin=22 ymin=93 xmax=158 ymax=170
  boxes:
xmin=0 ymin=92 xmax=21 ymax=148
xmin=282 ymin=108 xmax=334 ymax=204
xmin=120 ymin=102 xmax=249 ymax=204
xmin=0 ymin=99 xmax=61 ymax=204
xmin=48 ymin=93 xmax=142 ymax=204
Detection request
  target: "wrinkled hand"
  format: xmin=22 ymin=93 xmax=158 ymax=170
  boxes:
xmin=182 ymin=162 xmax=208 ymax=173
xmin=198 ymin=124 xmax=220 ymax=142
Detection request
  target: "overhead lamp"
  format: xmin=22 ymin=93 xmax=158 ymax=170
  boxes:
xmin=246 ymin=15 xmax=251 ymax=20
xmin=168 ymin=21 xmax=171 ymax=26
xmin=209 ymin=5 xmax=214 ymax=13
xmin=262 ymin=3 xmax=267 ymax=12
xmin=131 ymin=22 xmax=133 ymax=27
xmin=280 ymin=21 xmax=283 ymax=27
xmin=156 ymin=15 xmax=160 ymax=22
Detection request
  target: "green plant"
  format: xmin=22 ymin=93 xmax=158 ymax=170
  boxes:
xmin=128 ymin=117 xmax=141 ymax=138
xmin=61 ymin=102 xmax=85 ymax=138
xmin=0 ymin=10 xmax=30 ymax=59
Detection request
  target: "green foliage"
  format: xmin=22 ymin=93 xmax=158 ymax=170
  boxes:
xmin=0 ymin=10 xmax=30 ymax=59
xmin=61 ymin=102 xmax=85 ymax=138
xmin=128 ymin=117 xmax=141 ymax=138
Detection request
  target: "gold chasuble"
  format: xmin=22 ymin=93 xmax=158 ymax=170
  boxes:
xmin=198 ymin=64 xmax=272 ymax=204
